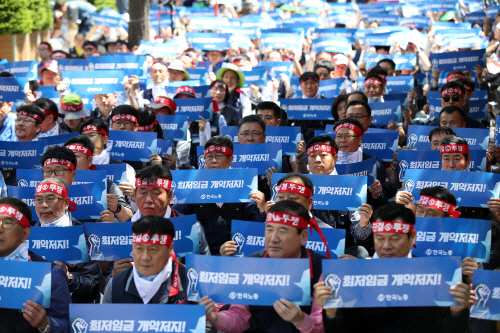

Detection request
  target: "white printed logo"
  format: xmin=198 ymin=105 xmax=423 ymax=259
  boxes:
xmin=377 ymin=294 xmax=385 ymax=302
xmin=399 ymin=160 xmax=409 ymax=180
xmin=198 ymin=154 xmax=206 ymax=169
xmin=72 ymin=318 xmax=88 ymax=333
xmin=187 ymin=268 xmax=200 ymax=299
xmin=63 ymin=77 xmax=71 ymax=90
xmin=88 ymin=234 xmax=103 ymax=260
xmin=407 ymin=133 xmax=418 ymax=150
xmin=475 ymin=284 xmax=491 ymax=308
xmin=404 ymin=179 xmax=415 ymax=194
xmin=324 ymin=273 xmax=342 ymax=298
xmin=232 ymin=232 xmax=245 ymax=251
xmin=105 ymin=140 xmax=113 ymax=152
xmin=18 ymin=179 xmax=29 ymax=187
xmin=431 ymin=59 xmax=438 ymax=72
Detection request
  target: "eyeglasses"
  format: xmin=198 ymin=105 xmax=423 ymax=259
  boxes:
xmin=442 ymin=94 xmax=461 ymax=103
xmin=15 ymin=117 xmax=36 ymax=124
xmin=204 ymin=153 xmax=227 ymax=161
xmin=346 ymin=115 xmax=369 ymax=121
xmin=35 ymin=197 xmax=64 ymax=205
xmin=0 ymin=218 xmax=20 ymax=229
xmin=112 ymin=120 xmax=135 ymax=128
xmin=42 ymin=168 xmax=72 ymax=177
xmin=238 ymin=131 xmax=264 ymax=138
xmin=81 ymin=132 xmax=102 ymax=139
xmin=336 ymin=135 xmax=359 ymax=141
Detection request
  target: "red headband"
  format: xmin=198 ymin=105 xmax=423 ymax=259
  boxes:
xmin=35 ymin=182 xmax=68 ymax=198
xmin=18 ymin=110 xmax=43 ymax=123
xmin=365 ymin=78 xmax=383 ymax=86
xmin=61 ymin=102 xmax=84 ymax=112
xmin=212 ymin=81 xmax=227 ymax=90
xmin=418 ymin=195 xmax=461 ymax=218
xmin=278 ymin=182 xmax=313 ymax=198
xmin=0 ymin=205 xmax=30 ymax=228
xmin=441 ymin=87 xmax=464 ymax=98
xmin=446 ymin=73 xmax=464 ymax=81
xmin=40 ymin=107 xmax=58 ymax=119
xmin=377 ymin=74 xmax=386 ymax=81
xmin=300 ymin=77 xmax=319 ymax=84
xmin=133 ymin=232 xmax=173 ymax=246
xmin=179 ymin=55 xmax=195 ymax=67
xmin=335 ymin=122 xmax=363 ymax=137
xmin=463 ymin=83 xmax=472 ymax=91
xmin=84 ymin=45 xmax=98 ymax=51
xmin=43 ymin=158 xmax=75 ymax=171
xmin=82 ymin=124 xmax=107 ymax=137
xmin=203 ymin=145 xmax=233 ymax=156
xmin=440 ymin=144 xmax=469 ymax=155
xmin=135 ymin=177 xmax=172 ymax=191
xmin=307 ymin=143 xmax=337 ymax=156
xmin=111 ymin=114 xmax=138 ymax=125
xmin=233 ymin=59 xmax=252 ymax=67
xmin=372 ymin=221 xmax=415 ymax=234
xmin=51 ymin=51 xmax=67 ymax=59
xmin=39 ymin=44 xmax=52 ymax=51
xmin=138 ymin=119 xmax=158 ymax=132
xmin=66 ymin=144 xmax=92 ymax=157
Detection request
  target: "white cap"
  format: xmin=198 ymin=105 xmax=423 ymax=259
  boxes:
xmin=333 ymin=54 xmax=348 ymax=66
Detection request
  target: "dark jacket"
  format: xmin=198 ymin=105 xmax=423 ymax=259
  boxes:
xmin=0 ymin=252 xmax=71 ymax=333
xmin=221 ymin=104 xmax=239 ymax=126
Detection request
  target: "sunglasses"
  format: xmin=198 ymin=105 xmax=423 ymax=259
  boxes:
xmin=442 ymin=94 xmax=461 ymax=103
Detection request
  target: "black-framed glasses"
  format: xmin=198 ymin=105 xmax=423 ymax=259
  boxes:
xmin=42 ymin=168 xmax=72 ymax=177
xmin=336 ymin=135 xmax=359 ymax=141
xmin=238 ymin=131 xmax=264 ymax=138
xmin=346 ymin=115 xmax=369 ymax=121
xmin=442 ymin=94 xmax=461 ymax=103
xmin=35 ymin=197 xmax=64 ymax=205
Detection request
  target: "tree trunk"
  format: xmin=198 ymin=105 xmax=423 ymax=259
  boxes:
xmin=128 ymin=0 xmax=150 ymax=48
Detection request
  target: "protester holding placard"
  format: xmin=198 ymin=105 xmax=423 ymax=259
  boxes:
xmin=38 ymin=61 xmax=58 ymax=86
xmin=0 ymin=197 xmax=71 ymax=333
xmin=216 ymin=63 xmax=251 ymax=120
xmin=210 ymin=79 xmax=239 ymax=126
xmin=33 ymin=98 xmax=69 ymax=138
xmin=14 ymin=104 xmax=45 ymax=142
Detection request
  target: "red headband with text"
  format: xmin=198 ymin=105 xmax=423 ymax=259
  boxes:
xmin=418 ymin=195 xmax=461 ymax=218
xmin=365 ymin=78 xmax=383 ymax=86
xmin=43 ymin=158 xmax=75 ymax=171
xmin=203 ymin=145 xmax=233 ymax=157
xmin=133 ymin=232 xmax=173 ymax=246
xmin=35 ymin=182 xmax=68 ymax=198
xmin=40 ymin=107 xmax=58 ymax=119
xmin=307 ymin=143 xmax=336 ymax=157
xmin=300 ymin=76 xmax=319 ymax=84
xmin=18 ymin=110 xmax=43 ymax=123
xmin=440 ymin=144 xmax=469 ymax=155
xmin=278 ymin=182 xmax=313 ymax=198
xmin=111 ymin=114 xmax=138 ymax=125
xmin=61 ymin=102 xmax=84 ymax=112
xmin=138 ymin=119 xmax=158 ymax=132
xmin=82 ymin=124 xmax=107 ymax=137
xmin=335 ymin=122 xmax=363 ymax=137
xmin=0 ymin=205 xmax=30 ymax=228
xmin=377 ymin=74 xmax=387 ymax=81
xmin=441 ymin=87 xmax=464 ymax=98
xmin=372 ymin=221 xmax=415 ymax=234
xmin=212 ymin=81 xmax=227 ymax=90
xmin=446 ymin=73 xmax=464 ymax=81
xmin=135 ymin=177 xmax=172 ymax=191
xmin=66 ymin=144 xmax=92 ymax=157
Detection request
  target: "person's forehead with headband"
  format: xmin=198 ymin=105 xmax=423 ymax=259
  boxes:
xmin=306 ymin=135 xmax=339 ymax=175
xmin=203 ymin=137 xmax=234 ymax=170
xmin=416 ymin=195 xmax=460 ymax=218
xmin=0 ymin=198 xmax=32 ymax=258
xmin=364 ymin=75 xmax=385 ymax=98
xmin=276 ymin=176 xmax=314 ymax=211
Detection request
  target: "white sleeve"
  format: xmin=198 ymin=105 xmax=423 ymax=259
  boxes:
xmin=199 ymin=121 xmax=212 ymax=147
xmin=218 ymin=115 xmax=227 ymax=134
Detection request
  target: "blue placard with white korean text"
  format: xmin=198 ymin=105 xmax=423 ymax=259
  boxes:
xmin=271 ymin=173 xmax=367 ymax=211
xmin=57 ymin=59 xmax=89 ymax=72
xmin=84 ymin=222 xmax=133 ymax=261
xmin=186 ymin=254 xmax=311 ymax=306
xmin=15 ymin=170 xmax=107 ymax=187
xmin=186 ymin=68 xmax=208 ymax=82
xmin=242 ymin=69 xmax=268 ymax=89
xmin=136 ymin=41 xmax=178 ymax=59
xmin=361 ymin=132 xmax=399 ymax=162
xmin=171 ymin=168 xmax=257 ymax=204
xmin=468 ymin=99 xmax=489 ymax=121
xmin=174 ymin=97 xmax=213 ymax=122
xmin=357 ymin=76 xmax=414 ymax=94
xmin=0 ymin=260 xmax=52 ymax=309
xmin=62 ymin=70 xmax=126 ymax=95
xmin=470 ymin=270 xmax=500 ymax=320
xmin=231 ymin=220 xmax=345 ymax=258
xmin=256 ymin=62 xmax=294 ymax=79
xmin=0 ymin=77 xmax=30 ymax=101
xmin=70 ymin=304 xmax=206 ymax=333
xmin=91 ymin=13 xmax=128 ymax=29
xmin=28 ymin=226 xmax=89 ymax=264
xmin=322 ymin=256 xmax=462 ymax=308
xmin=430 ymin=49 xmax=485 ymax=72
xmin=280 ymin=98 xmax=334 ymax=121
xmin=107 ymin=130 xmax=157 ymax=162
xmin=398 ymin=150 xmax=441 ymax=181
xmin=186 ymin=32 xmax=231 ymax=51
xmin=95 ymin=164 xmax=129 ymax=186
xmin=87 ymin=55 xmax=148 ymax=79
xmin=156 ymin=139 xmax=173 ymax=156
xmin=0 ymin=60 xmax=37 ymax=79
xmin=406 ymin=125 xmax=490 ymax=151
xmin=192 ymin=85 xmax=212 ymax=99
xmin=414 ymin=217 xmax=491 ymax=263
xmin=0 ymin=140 xmax=47 ymax=169
xmin=319 ymin=78 xmax=345 ymax=99
xmin=369 ymin=101 xmax=402 ymax=126
xmin=196 ymin=144 xmax=282 ymax=174
xmin=335 ymin=158 xmax=377 ymax=186
xmin=311 ymin=36 xmax=352 ymax=54
xmin=403 ymin=169 xmax=500 ymax=208
xmin=315 ymin=28 xmax=357 ymax=42
xmin=156 ymin=115 xmax=189 ymax=141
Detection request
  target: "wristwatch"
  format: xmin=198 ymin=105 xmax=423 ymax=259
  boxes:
xmin=39 ymin=318 xmax=51 ymax=333
xmin=113 ymin=204 xmax=122 ymax=214
xmin=68 ymin=273 xmax=74 ymax=285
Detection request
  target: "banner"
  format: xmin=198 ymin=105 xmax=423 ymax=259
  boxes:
xmin=28 ymin=225 xmax=89 ymax=264
xmin=430 ymin=49 xmax=486 ymax=72
xmin=361 ymin=132 xmax=399 ymax=162
xmin=15 ymin=170 xmax=107 ymax=187
xmin=0 ymin=60 xmax=37 ymax=79
xmin=0 ymin=77 xmax=30 ymax=101
xmin=315 ymin=28 xmax=356 ymax=43
xmin=369 ymin=101 xmax=402 ymax=126
xmin=319 ymin=78 xmax=346 ymax=99
xmin=335 ymin=158 xmax=377 ymax=186
xmin=470 ymin=270 xmax=500 ymax=320
xmin=87 ymin=55 xmax=148 ymax=79
xmin=170 ymin=168 xmax=257 ymax=204
xmin=323 ymin=256 xmax=462 ymax=308
xmin=242 ymin=69 xmax=268 ymax=89
xmin=186 ymin=32 xmax=231 ymax=50
xmin=62 ymin=70 xmax=126 ymax=95
xmin=0 ymin=260 xmax=52 ymax=309
xmin=186 ymin=68 xmax=208 ymax=82
xmin=280 ymin=98 xmax=335 ymax=121
xmin=414 ymin=217 xmax=491 ymax=263
xmin=95 ymin=164 xmax=129 ymax=186
xmin=156 ymin=115 xmax=189 ymax=141
xmin=403 ymin=169 xmax=500 ymax=208
xmin=231 ymin=219 xmax=345 ymax=258
xmin=399 ymin=16 xmax=431 ymax=29
xmin=311 ymin=36 xmax=352 ymax=54
xmin=270 ymin=173 xmax=367 ymax=211
xmin=107 ymin=130 xmax=157 ymax=162
xmin=406 ymin=125 xmax=490 ymax=151
xmin=196 ymin=144 xmax=282 ymax=174
xmin=255 ymin=62 xmax=294 ymax=79
xmin=174 ymin=97 xmax=213 ymax=121
xmin=260 ymin=33 xmax=302 ymax=52
xmin=91 ymin=13 xmax=128 ymax=29
xmin=186 ymin=254 xmax=311 ymax=306
xmin=0 ymin=140 xmax=47 ymax=169
xmin=70 ymin=304 xmax=206 ymax=333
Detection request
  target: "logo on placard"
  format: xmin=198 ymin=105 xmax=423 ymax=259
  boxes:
xmin=324 ymin=273 xmax=342 ymax=298
xmin=475 ymin=284 xmax=491 ymax=308
xmin=105 ymin=140 xmax=113 ymax=152
xmin=377 ymin=294 xmax=385 ymax=302
xmin=18 ymin=179 xmax=29 ymax=187
xmin=72 ymin=318 xmax=88 ymax=333
xmin=281 ymin=103 xmax=288 ymax=111
xmin=232 ymin=232 xmax=245 ymax=251
xmin=404 ymin=179 xmax=415 ymax=194
xmin=187 ymin=267 xmax=200 ymax=299
xmin=198 ymin=154 xmax=206 ymax=169
xmin=407 ymin=133 xmax=418 ymax=150
xmin=399 ymin=160 xmax=409 ymax=180
xmin=63 ymin=77 xmax=71 ymax=90
xmin=291 ymin=84 xmax=297 ymax=94
xmin=88 ymin=234 xmax=103 ymax=260
xmin=88 ymin=62 xmax=94 ymax=71
xmin=429 ymin=104 xmax=435 ymax=119
xmin=431 ymin=59 xmax=438 ymax=72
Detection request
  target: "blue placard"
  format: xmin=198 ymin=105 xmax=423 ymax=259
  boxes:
xmin=156 ymin=139 xmax=173 ymax=156
xmin=315 ymin=28 xmax=357 ymax=42
xmin=62 ymin=70 xmax=126 ymax=95
xmin=319 ymin=78 xmax=345 ymax=99
xmin=0 ymin=140 xmax=47 ymax=169
xmin=43 ymin=132 xmax=79 ymax=147
xmin=363 ymin=32 xmax=402 ymax=47
xmin=107 ymin=130 xmax=157 ymax=162
xmin=358 ymin=76 xmax=414 ymax=94
xmin=186 ymin=68 xmax=208 ymax=82
xmin=406 ymin=125 xmax=490 ymax=151
xmin=91 ymin=13 xmax=128 ymax=29
xmin=231 ymin=219 xmax=345 ymax=258
xmin=171 ymin=168 xmax=257 ymax=204
xmin=311 ymin=36 xmax=352 ymax=54
xmin=192 ymin=85 xmax=212 ymax=99
xmin=136 ymin=40 xmax=178 ymax=58
xmin=427 ymin=98 xmax=443 ymax=121
xmin=0 ymin=77 xmax=30 ymax=101
xmin=399 ymin=16 xmax=431 ymax=29
xmin=442 ymin=36 xmax=489 ymax=50
xmin=466 ymin=11 xmax=486 ymax=23
xmin=0 ymin=260 xmax=52 ymax=309
xmin=169 ymin=214 xmax=202 ymax=257
xmin=271 ymin=173 xmax=367 ymax=211
xmin=280 ymin=98 xmax=334 ymax=120
xmin=361 ymin=132 xmax=399 ymax=162
xmin=186 ymin=254 xmax=311 ymax=306
xmin=398 ymin=150 xmax=441 ymax=181
xmin=470 ymin=270 xmax=500 ymax=320
xmin=414 ymin=217 xmax=491 ymax=263
xmin=174 ymin=97 xmax=213 ymax=122
xmin=242 ymin=69 xmax=267 ymax=89
xmin=186 ymin=32 xmax=231 ymax=50
xmin=156 ymin=115 xmax=189 ymax=141
xmin=260 ymin=33 xmax=303 ymax=52
xmin=369 ymin=101 xmax=402 ymax=126
xmin=322 ymin=256 xmax=462 ymax=308
xmin=335 ymin=158 xmax=378 ymax=186
xmin=95 ymin=164 xmax=129 ymax=186
xmin=196 ymin=144 xmax=282 ymax=174
xmin=430 ymin=49 xmax=486 ymax=72
xmin=468 ymin=99 xmax=489 ymax=121
xmin=84 ymin=222 xmax=132 ymax=261
xmin=497 ymin=115 xmax=500 ymax=146
xmin=87 ymin=55 xmax=148 ymax=79
xmin=189 ymin=16 xmax=230 ymax=31
xmin=28 ymin=225 xmax=89 ymax=264
xmin=364 ymin=53 xmax=417 ymax=71
xmin=15 ymin=170 xmax=107 ymax=187
xmin=256 ymin=62 xmax=294 ymax=79
xmin=70 ymin=304 xmax=206 ymax=333
xmin=403 ymin=169 xmax=500 ymax=208
xmin=0 ymin=60 xmax=37 ymax=79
